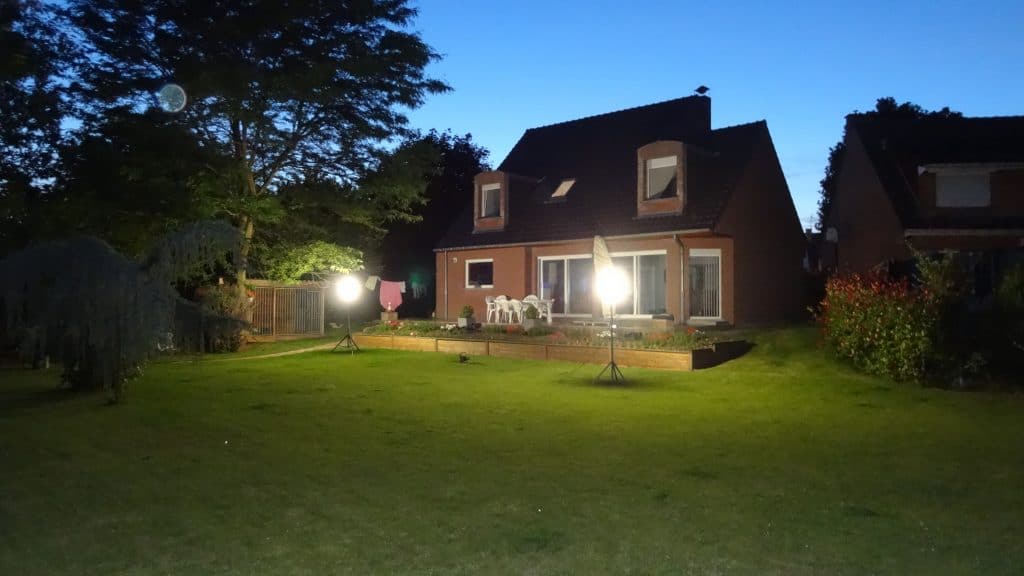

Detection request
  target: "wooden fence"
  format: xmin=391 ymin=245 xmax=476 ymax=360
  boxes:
xmin=250 ymin=280 xmax=325 ymax=340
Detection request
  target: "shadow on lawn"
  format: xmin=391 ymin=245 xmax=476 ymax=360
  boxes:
xmin=554 ymin=369 xmax=678 ymax=391
xmin=692 ymin=340 xmax=756 ymax=369
xmin=0 ymin=375 xmax=77 ymax=417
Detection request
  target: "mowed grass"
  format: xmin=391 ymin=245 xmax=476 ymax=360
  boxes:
xmin=1 ymin=329 xmax=1023 ymax=575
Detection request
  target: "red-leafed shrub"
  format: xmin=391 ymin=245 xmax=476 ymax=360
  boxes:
xmin=816 ymin=271 xmax=938 ymax=381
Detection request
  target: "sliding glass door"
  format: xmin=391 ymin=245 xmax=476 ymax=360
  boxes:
xmin=610 ymin=252 xmax=667 ymax=316
xmin=539 ymin=256 xmax=593 ymax=316
xmin=567 ymin=259 xmax=594 ymax=315
xmin=540 ymin=259 xmax=565 ymax=314
xmin=541 ymin=251 xmax=666 ymax=318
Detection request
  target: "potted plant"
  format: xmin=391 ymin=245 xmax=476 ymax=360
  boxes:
xmin=522 ymin=304 xmax=540 ymax=331
xmin=457 ymin=304 xmax=475 ymax=328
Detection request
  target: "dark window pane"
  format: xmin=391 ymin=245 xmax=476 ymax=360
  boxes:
xmin=647 ymin=165 xmax=677 ymax=199
xmin=467 ymin=261 xmax=493 ymax=286
xmin=567 ymin=258 xmax=593 ymax=314
xmin=541 ymin=260 xmax=565 ymax=314
xmin=638 ymin=254 xmax=666 ymax=314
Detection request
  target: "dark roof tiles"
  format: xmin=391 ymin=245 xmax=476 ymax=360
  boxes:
xmin=438 ymin=96 xmax=768 ymax=249
xmin=850 ymin=114 xmax=1024 ymax=229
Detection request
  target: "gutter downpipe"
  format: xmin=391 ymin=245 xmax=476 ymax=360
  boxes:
xmin=443 ymin=250 xmax=449 ymax=320
xmin=674 ymin=234 xmax=684 ymax=324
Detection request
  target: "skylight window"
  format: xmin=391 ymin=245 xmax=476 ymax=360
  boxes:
xmin=551 ymin=178 xmax=575 ymax=198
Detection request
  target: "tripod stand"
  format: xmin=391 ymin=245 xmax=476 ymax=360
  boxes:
xmin=332 ymin=307 xmax=359 ymax=353
xmin=595 ymin=308 xmax=625 ymax=384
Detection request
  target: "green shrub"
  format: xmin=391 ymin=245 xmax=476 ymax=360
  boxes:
xmin=460 ymin=305 xmax=474 ymax=318
xmin=524 ymin=304 xmax=540 ymax=320
xmin=643 ymin=327 xmax=713 ymax=351
xmin=817 ymin=272 xmax=938 ymax=381
xmin=361 ymin=320 xmax=446 ymax=337
xmin=524 ymin=326 xmax=553 ymax=337
xmin=196 ymin=284 xmax=249 ymax=352
xmin=996 ymin=263 xmax=1024 ymax=355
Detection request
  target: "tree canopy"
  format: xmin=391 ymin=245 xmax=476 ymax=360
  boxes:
xmin=1 ymin=0 xmax=74 ymax=252
xmin=378 ymin=130 xmax=490 ymax=316
xmin=815 ymin=97 xmax=963 ymax=231
xmin=65 ymin=0 xmax=449 ymax=288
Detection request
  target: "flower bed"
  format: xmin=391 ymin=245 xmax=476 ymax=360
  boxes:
xmin=361 ymin=320 xmax=716 ymax=352
xmin=354 ymin=321 xmax=748 ymax=372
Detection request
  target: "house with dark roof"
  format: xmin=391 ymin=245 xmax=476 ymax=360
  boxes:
xmin=824 ymin=113 xmax=1024 ymax=295
xmin=434 ymin=95 xmax=806 ymax=326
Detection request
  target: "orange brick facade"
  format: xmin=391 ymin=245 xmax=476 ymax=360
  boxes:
xmin=435 ymin=234 xmax=736 ymax=325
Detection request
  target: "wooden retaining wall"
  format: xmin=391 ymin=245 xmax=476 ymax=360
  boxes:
xmin=352 ymin=334 xmax=694 ymax=371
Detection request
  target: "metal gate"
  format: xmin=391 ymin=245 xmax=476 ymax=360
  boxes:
xmin=250 ymin=281 xmax=325 ymax=338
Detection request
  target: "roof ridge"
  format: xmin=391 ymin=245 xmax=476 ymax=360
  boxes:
xmin=712 ymin=119 xmax=767 ymax=133
xmin=523 ymin=95 xmax=709 ymax=132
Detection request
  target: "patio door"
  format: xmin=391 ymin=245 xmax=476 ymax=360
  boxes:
xmin=540 ymin=259 xmax=565 ymax=314
xmin=538 ymin=256 xmax=593 ymax=316
xmin=688 ymin=248 xmax=721 ymax=320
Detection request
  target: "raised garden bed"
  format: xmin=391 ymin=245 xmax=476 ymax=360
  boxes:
xmin=352 ymin=333 xmax=692 ymax=371
xmin=356 ymin=320 xmax=749 ymax=371
xmin=352 ymin=332 xmax=749 ymax=371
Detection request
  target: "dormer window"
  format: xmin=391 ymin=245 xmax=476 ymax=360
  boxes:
xmin=481 ymin=183 xmax=502 ymax=217
xmin=936 ymin=171 xmax=990 ymax=207
xmin=473 ymin=171 xmax=508 ymax=232
xmin=637 ymin=141 xmax=685 ymax=217
xmin=646 ymin=157 xmax=678 ymax=199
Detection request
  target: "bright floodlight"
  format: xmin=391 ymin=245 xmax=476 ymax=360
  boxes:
xmin=595 ymin=266 xmax=629 ymax=306
xmin=335 ymin=275 xmax=362 ymax=304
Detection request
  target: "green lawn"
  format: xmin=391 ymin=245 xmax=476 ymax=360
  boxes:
xmin=2 ymin=328 xmax=1022 ymax=574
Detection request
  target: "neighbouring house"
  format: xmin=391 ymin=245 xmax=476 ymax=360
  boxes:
xmin=434 ymin=95 xmax=805 ymax=326
xmin=824 ymin=113 xmax=1024 ymax=298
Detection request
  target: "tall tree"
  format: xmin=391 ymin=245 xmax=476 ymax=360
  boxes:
xmin=250 ymin=135 xmax=441 ymax=281
xmin=67 ymin=0 xmax=448 ymax=293
xmin=378 ymin=131 xmax=490 ymax=317
xmin=0 ymin=0 xmax=72 ymax=253
xmin=815 ymin=97 xmax=963 ymax=231
xmin=51 ymin=111 xmax=228 ymax=256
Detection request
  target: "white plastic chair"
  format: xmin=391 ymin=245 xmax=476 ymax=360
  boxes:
xmin=495 ymin=295 xmax=510 ymax=323
xmin=508 ymin=299 xmax=523 ymax=324
xmin=485 ymin=296 xmax=499 ymax=323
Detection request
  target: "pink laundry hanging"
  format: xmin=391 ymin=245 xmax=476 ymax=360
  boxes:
xmin=379 ymin=281 xmax=405 ymax=312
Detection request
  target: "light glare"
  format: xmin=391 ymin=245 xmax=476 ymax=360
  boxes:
xmin=595 ymin=266 xmax=629 ymax=306
xmin=335 ymin=275 xmax=362 ymax=304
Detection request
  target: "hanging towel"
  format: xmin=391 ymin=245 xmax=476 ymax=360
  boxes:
xmin=364 ymin=275 xmax=380 ymax=290
xmin=380 ymin=281 xmax=404 ymax=312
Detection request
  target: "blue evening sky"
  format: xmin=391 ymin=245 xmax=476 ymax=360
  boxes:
xmin=405 ymin=0 xmax=1024 ymax=230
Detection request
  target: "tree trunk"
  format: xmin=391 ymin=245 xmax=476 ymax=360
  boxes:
xmin=231 ymin=118 xmax=259 ymax=307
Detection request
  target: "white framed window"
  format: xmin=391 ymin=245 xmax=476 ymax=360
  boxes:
xmin=936 ymin=172 xmax=990 ymax=207
xmin=646 ymin=156 xmax=678 ymax=199
xmin=480 ymin=183 xmax=501 ymax=217
xmin=465 ymin=259 xmax=494 ymax=288
xmin=688 ymin=248 xmax=721 ymax=320
xmin=609 ymin=250 xmax=667 ymax=317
